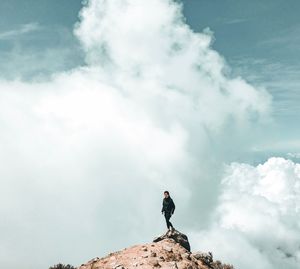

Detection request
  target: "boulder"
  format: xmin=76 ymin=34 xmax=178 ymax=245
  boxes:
xmin=153 ymin=228 xmax=191 ymax=252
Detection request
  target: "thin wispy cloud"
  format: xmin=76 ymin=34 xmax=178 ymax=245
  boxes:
xmin=257 ymin=23 xmax=300 ymax=48
xmin=0 ymin=22 xmax=40 ymax=40
xmin=0 ymin=23 xmax=83 ymax=80
xmin=228 ymin=54 xmax=300 ymax=125
xmin=219 ymin=18 xmax=249 ymax=25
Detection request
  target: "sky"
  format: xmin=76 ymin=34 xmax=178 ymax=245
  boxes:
xmin=0 ymin=1 xmax=299 ymax=269
xmin=0 ymin=0 xmax=299 ymax=157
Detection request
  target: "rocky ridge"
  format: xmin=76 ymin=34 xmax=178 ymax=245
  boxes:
xmin=77 ymin=229 xmax=234 ymax=269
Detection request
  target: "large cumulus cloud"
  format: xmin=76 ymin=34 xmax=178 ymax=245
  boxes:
xmin=0 ymin=0 xmax=271 ymax=268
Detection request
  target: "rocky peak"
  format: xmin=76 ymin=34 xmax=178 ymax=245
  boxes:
xmin=77 ymin=229 xmax=234 ymax=269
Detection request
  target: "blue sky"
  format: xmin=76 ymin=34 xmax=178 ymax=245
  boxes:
xmin=186 ymin=0 xmax=300 ymax=155
xmin=0 ymin=0 xmax=299 ymax=158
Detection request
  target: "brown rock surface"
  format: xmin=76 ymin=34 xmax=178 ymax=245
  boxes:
xmin=77 ymin=229 xmax=234 ymax=269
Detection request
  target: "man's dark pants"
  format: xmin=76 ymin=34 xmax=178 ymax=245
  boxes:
xmin=164 ymin=211 xmax=173 ymax=229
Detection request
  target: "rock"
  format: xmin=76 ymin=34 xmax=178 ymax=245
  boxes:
xmin=84 ymin=257 xmax=99 ymax=265
xmin=150 ymin=251 xmax=157 ymax=257
xmin=77 ymin=231 xmax=234 ymax=269
xmin=163 ymin=246 xmax=173 ymax=252
xmin=182 ymin=253 xmax=191 ymax=260
xmin=153 ymin=228 xmax=191 ymax=252
xmin=192 ymin=251 xmax=213 ymax=267
xmin=113 ymin=265 xmax=124 ymax=269
xmin=149 ymin=259 xmax=160 ymax=267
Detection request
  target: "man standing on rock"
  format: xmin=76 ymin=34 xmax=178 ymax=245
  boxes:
xmin=161 ymin=191 xmax=175 ymax=231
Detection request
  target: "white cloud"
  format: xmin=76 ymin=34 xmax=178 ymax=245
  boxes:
xmin=0 ymin=25 xmax=83 ymax=80
xmin=287 ymin=152 xmax=300 ymax=159
xmin=220 ymin=18 xmax=249 ymax=25
xmin=191 ymin=157 xmax=300 ymax=269
xmin=0 ymin=0 xmax=272 ymax=268
xmin=0 ymin=22 xmax=40 ymax=40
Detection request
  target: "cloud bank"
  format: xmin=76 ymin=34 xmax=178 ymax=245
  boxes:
xmin=0 ymin=0 xmax=274 ymax=268
xmin=191 ymin=157 xmax=300 ymax=269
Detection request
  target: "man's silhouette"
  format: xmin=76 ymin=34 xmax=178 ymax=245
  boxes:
xmin=161 ymin=190 xmax=175 ymax=230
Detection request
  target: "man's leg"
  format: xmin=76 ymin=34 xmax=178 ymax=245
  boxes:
xmin=168 ymin=215 xmax=173 ymax=228
xmin=164 ymin=212 xmax=170 ymax=229
xmin=164 ymin=212 xmax=173 ymax=229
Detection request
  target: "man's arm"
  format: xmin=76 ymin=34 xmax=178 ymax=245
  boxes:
xmin=161 ymin=201 xmax=164 ymax=214
xmin=171 ymin=199 xmax=175 ymax=214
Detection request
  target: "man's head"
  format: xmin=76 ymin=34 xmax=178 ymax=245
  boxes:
xmin=164 ymin=191 xmax=169 ymax=198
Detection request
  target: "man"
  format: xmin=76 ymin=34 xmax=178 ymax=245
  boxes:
xmin=161 ymin=190 xmax=175 ymax=231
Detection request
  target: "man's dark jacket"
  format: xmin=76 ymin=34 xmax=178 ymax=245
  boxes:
xmin=161 ymin=196 xmax=175 ymax=214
